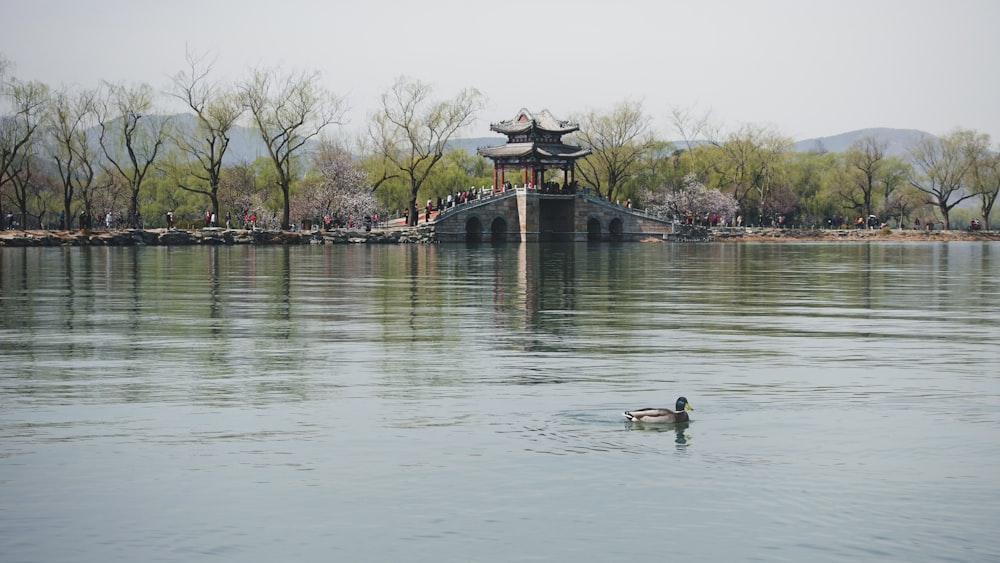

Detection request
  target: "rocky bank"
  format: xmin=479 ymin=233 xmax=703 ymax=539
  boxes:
xmin=0 ymin=226 xmax=438 ymax=247
xmin=1 ymin=225 xmax=997 ymax=247
xmin=712 ymin=226 xmax=1000 ymax=243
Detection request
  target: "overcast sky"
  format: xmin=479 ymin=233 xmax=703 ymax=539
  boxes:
xmin=3 ymin=0 xmax=998 ymax=143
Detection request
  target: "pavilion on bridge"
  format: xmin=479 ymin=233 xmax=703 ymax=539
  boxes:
xmin=477 ymin=109 xmax=591 ymax=192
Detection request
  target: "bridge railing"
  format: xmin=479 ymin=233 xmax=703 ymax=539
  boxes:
xmin=432 ymin=184 xmax=673 ymax=227
xmin=578 ymin=190 xmax=667 ymax=222
xmin=435 ymin=185 xmax=519 ymax=219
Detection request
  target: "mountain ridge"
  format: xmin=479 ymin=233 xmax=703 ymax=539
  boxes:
xmin=789 ymin=127 xmax=931 ymax=156
xmin=154 ymin=115 xmax=934 ymax=163
xmin=452 ymin=128 xmax=932 ymax=159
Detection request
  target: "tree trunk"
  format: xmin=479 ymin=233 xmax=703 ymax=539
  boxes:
xmin=938 ymin=202 xmax=951 ymax=230
xmin=281 ymin=181 xmax=291 ymax=230
xmin=63 ymin=196 xmax=72 ymax=230
xmin=407 ymin=197 xmax=418 ymax=227
xmin=130 ymin=186 xmax=141 ymax=228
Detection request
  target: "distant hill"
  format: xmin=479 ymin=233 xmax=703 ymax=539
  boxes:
xmin=165 ymin=114 xmax=268 ymax=166
xmin=102 ymin=115 xmax=933 ymax=162
xmin=220 ymin=129 xmax=506 ymax=164
xmin=447 ymin=136 xmax=506 ymax=155
xmin=451 ymin=129 xmax=934 ymax=158
xmin=791 ymin=128 xmax=932 ymax=156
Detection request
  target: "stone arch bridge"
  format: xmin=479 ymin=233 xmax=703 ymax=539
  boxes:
xmin=432 ymin=187 xmax=674 ymax=243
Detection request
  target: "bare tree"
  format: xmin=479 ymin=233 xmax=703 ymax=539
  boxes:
xmin=5 ymin=137 xmax=39 ymax=228
xmin=907 ymin=129 xmax=987 ymax=230
xmin=969 ymin=141 xmax=999 ymax=230
xmin=240 ymin=67 xmax=346 ymax=230
xmin=1 ymin=68 xmax=48 ymax=229
xmin=88 ymin=170 xmax=130 ymax=229
xmin=844 ymin=135 xmax=886 ymax=219
xmin=571 ymin=99 xmax=659 ymax=203
xmin=878 ymin=184 xmax=922 ymax=229
xmin=669 ymin=106 xmax=719 ymax=181
xmin=96 ymin=81 xmax=170 ymax=228
xmin=46 ymin=86 xmax=98 ymax=229
xmin=368 ymin=76 xmax=484 ymax=226
xmin=713 ymin=124 xmax=792 ymax=224
xmin=168 ymin=50 xmax=243 ymax=220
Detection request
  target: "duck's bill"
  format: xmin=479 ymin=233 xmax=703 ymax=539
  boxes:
xmin=685 ymin=403 xmax=694 ymax=411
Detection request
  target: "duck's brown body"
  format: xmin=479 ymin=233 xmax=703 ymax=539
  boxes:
xmin=623 ymin=397 xmax=693 ymax=423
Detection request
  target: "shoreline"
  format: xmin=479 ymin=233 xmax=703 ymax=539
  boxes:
xmin=713 ymin=226 xmax=1000 ymax=243
xmin=0 ymin=225 xmax=997 ymax=247
xmin=0 ymin=226 xmax=436 ymax=247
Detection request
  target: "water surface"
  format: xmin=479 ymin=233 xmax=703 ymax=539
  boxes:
xmin=2 ymin=242 xmax=999 ymax=562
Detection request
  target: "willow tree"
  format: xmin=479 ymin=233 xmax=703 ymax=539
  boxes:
xmin=907 ymin=129 xmax=987 ymax=230
xmin=240 ymin=67 xmax=346 ymax=230
xmin=570 ymin=100 xmax=659 ymax=203
xmin=46 ymin=86 xmax=98 ymax=230
xmin=168 ymin=50 xmax=244 ymax=221
xmin=711 ymin=124 xmax=792 ymax=225
xmin=1 ymin=63 xmax=49 ymax=229
xmin=669 ymin=106 xmax=721 ymax=182
xmin=969 ymin=138 xmax=999 ymax=230
xmin=843 ymin=135 xmax=887 ymax=219
xmin=368 ymin=76 xmax=485 ymax=226
xmin=96 ymin=81 xmax=170 ymax=227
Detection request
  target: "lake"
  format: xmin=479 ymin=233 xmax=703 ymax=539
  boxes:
xmin=1 ymin=242 xmax=999 ymax=562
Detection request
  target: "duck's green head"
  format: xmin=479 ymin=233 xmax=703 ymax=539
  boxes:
xmin=676 ymin=397 xmax=693 ymax=411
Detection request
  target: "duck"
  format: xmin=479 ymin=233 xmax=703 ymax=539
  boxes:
xmin=623 ymin=397 xmax=693 ymax=423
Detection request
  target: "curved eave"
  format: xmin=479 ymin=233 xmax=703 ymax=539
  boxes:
xmin=478 ymin=143 xmax=534 ymax=158
xmin=490 ymin=123 xmax=580 ymax=136
xmin=478 ymin=142 xmax=591 ymax=161
xmin=537 ymin=146 xmax=591 ymax=159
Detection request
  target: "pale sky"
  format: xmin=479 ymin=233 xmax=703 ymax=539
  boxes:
xmin=3 ymin=0 xmax=998 ymax=143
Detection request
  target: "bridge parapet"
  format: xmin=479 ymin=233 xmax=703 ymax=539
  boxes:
xmin=433 ymin=189 xmax=674 ymax=243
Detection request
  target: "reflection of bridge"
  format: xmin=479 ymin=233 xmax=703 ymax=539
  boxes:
xmin=432 ymin=186 xmax=674 ymax=243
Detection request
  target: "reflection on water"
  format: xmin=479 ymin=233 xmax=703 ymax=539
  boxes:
xmin=625 ymin=421 xmax=691 ymax=446
xmin=1 ymin=242 xmax=999 ymax=562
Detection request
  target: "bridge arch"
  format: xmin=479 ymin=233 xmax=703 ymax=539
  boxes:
xmin=490 ymin=216 xmax=508 ymax=242
xmin=587 ymin=217 xmax=602 ymax=241
xmin=465 ymin=216 xmax=483 ymax=243
xmin=609 ymin=217 xmax=624 ymax=241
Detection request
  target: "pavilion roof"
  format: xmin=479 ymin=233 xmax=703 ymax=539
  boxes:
xmin=489 ymin=108 xmax=580 ymax=136
xmin=477 ymin=141 xmax=591 ymax=160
